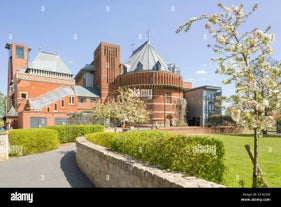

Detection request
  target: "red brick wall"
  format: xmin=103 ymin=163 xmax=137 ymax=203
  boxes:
xmin=93 ymin=42 xmax=120 ymax=103
xmin=119 ymin=71 xmax=183 ymax=88
xmin=18 ymin=111 xmax=70 ymax=128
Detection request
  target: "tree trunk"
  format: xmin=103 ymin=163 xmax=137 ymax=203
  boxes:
xmin=252 ymin=128 xmax=259 ymax=188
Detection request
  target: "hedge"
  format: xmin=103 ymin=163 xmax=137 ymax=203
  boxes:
xmin=8 ymin=128 xmax=59 ymax=156
xmin=45 ymin=125 xmax=104 ymax=143
xmin=86 ymin=132 xmax=117 ymax=148
xmin=110 ymin=130 xmax=226 ymax=184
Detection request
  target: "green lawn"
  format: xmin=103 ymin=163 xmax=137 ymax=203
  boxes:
xmin=204 ymin=134 xmax=281 ymax=188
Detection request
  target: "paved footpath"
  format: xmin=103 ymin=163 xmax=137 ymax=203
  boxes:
xmin=0 ymin=142 xmax=95 ymax=187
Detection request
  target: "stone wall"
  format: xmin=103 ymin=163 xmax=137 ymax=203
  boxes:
xmin=0 ymin=131 xmax=9 ymax=161
xmin=76 ymin=136 xmax=226 ymax=188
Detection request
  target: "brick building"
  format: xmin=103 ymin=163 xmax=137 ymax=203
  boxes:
xmin=4 ymin=40 xmax=199 ymax=128
xmin=5 ymin=42 xmax=99 ymax=129
xmin=76 ymin=41 xmax=192 ymax=127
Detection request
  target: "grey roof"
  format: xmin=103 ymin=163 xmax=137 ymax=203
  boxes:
xmin=186 ymin=85 xmax=222 ymax=92
xmin=29 ymin=87 xmax=75 ymax=110
xmin=6 ymin=105 xmax=18 ymax=117
xmin=29 ymin=51 xmax=73 ymax=75
xmin=82 ymin=64 xmax=95 ymax=71
xmin=124 ymin=40 xmax=171 ymax=73
xmin=74 ymin=86 xmax=100 ymax=98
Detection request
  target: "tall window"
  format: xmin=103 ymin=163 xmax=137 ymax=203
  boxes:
xmin=166 ymin=93 xmax=172 ymax=103
xmin=69 ymin=96 xmax=74 ymax=104
xmin=137 ymin=62 xmax=143 ymax=71
xmin=54 ymin=103 xmax=58 ymax=111
xmin=61 ymin=100 xmax=65 ymax=107
xmin=16 ymin=46 xmax=24 ymax=59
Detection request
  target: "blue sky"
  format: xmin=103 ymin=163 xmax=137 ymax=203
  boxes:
xmin=1 ymin=0 xmax=281 ymax=102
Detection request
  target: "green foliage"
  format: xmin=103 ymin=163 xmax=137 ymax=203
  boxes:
xmin=111 ymin=130 xmax=226 ymax=183
xmin=86 ymin=132 xmax=117 ymax=148
xmin=8 ymin=128 xmax=59 ymax=156
xmin=0 ymin=91 xmax=7 ymax=119
xmin=45 ymin=125 xmax=104 ymax=143
xmin=208 ymin=114 xmax=236 ymax=126
xmin=93 ymin=87 xmax=149 ymax=127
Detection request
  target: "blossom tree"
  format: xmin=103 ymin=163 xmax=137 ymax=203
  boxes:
xmin=115 ymin=87 xmax=148 ymax=126
xmin=93 ymin=87 xmax=148 ymax=127
xmin=177 ymin=3 xmax=281 ymax=187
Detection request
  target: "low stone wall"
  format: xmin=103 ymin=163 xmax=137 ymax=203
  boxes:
xmin=75 ymin=136 xmax=226 ymax=188
xmin=0 ymin=131 xmax=9 ymax=161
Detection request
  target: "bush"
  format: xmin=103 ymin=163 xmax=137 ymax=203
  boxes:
xmin=86 ymin=132 xmax=117 ymax=148
xmin=45 ymin=125 xmax=104 ymax=143
xmin=8 ymin=128 xmax=59 ymax=156
xmin=111 ymin=130 xmax=226 ymax=184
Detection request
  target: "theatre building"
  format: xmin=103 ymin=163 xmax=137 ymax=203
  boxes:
xmin=4 ymin=40 xmax=221 ymax=129
xmin=76 ymin=41 xmax=192 ymax=127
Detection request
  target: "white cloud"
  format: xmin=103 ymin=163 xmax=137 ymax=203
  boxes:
xmin=196 ymin=70 xmax=207 ymax=74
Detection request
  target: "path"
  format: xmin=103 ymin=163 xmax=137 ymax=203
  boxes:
xmin=0 ymin=142 xmax=95 ymax=187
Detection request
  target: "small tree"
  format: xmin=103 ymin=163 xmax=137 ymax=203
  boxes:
xmin=93 ymin=87 xmax=148 ymax=127
xmin=177 ymin=3 xmax=281 ymax=187
xmin=0 ymin=91 xmax=7 ymax=126
xmin=115 ymin=87 xmax=148 ymax=126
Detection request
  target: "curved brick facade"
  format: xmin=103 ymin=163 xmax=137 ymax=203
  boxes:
xmin=118 ymin=71 xmax=186 ymax=126
xmin=119 ymin=71 xmax=183 ymax=90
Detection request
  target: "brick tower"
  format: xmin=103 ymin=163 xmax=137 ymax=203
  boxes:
xmin=93 ymin=42 xmax=120 ymax=103
xmin=5 ymin=43 xmax=31 ymax=108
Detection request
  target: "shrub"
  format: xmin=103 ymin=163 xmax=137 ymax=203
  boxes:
xmin=45 ymin=125 xmax=104 ymax=143
xmin=86 ymin=132 xmax=117 ymax=148
xmin=111 ymin=130 xmax=226 ymax=183
xmin=8 ymin=128 xmax=59 ymax=156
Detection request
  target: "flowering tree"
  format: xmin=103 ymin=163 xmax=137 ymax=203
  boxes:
xmin=177 ymin=3 xmax=281 ymax=187
xmin=93 ymin=87 xmax=148 ymax=127
xmin=116 ymin=87 xmax=148 ymax=125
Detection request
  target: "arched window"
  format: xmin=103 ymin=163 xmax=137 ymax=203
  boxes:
xmin=155 ymin=61 xmax=161 ymax=71
xmin=62 ymin=100 xmax=65 ymax=107
xmin=137 ymin=62 xmax=143 ymax=71
xmin=54 ymin=103 xmax=58 ymax=111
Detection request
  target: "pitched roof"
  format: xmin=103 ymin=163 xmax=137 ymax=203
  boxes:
xmin=29 ymin=51 xmax=73 ymax=75
xmin=124 ymin=40 xmax=173 ymax=73
xmin=29 ymin=87 xmax=75 ymax=110
xmin=74 ymin=86 xmax=100 ymax=98
xmin=5 ymin=105 xmax=18 ymax=117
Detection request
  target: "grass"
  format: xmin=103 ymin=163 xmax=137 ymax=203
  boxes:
xmin=203 ymin=134 xmax=281 ymax=188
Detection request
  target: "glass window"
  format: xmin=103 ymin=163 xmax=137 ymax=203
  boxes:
xmin=20 ymin=92 xmax=27 ymax=99
xmin=69 ymin=96 xmax=74 ymax=104
xmin=16 ymin=46 xmax=24 ymax=59
xmin=78 ymin=98 xmax=86 ymax=103
xmin=90 ymin=98 xmax=97 ymax=103
xmin=166 ymin=93 xmax=172 ymax=103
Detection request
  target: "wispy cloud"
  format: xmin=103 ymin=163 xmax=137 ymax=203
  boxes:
xmin=196 ymin=70 xmax=207 ymax=74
